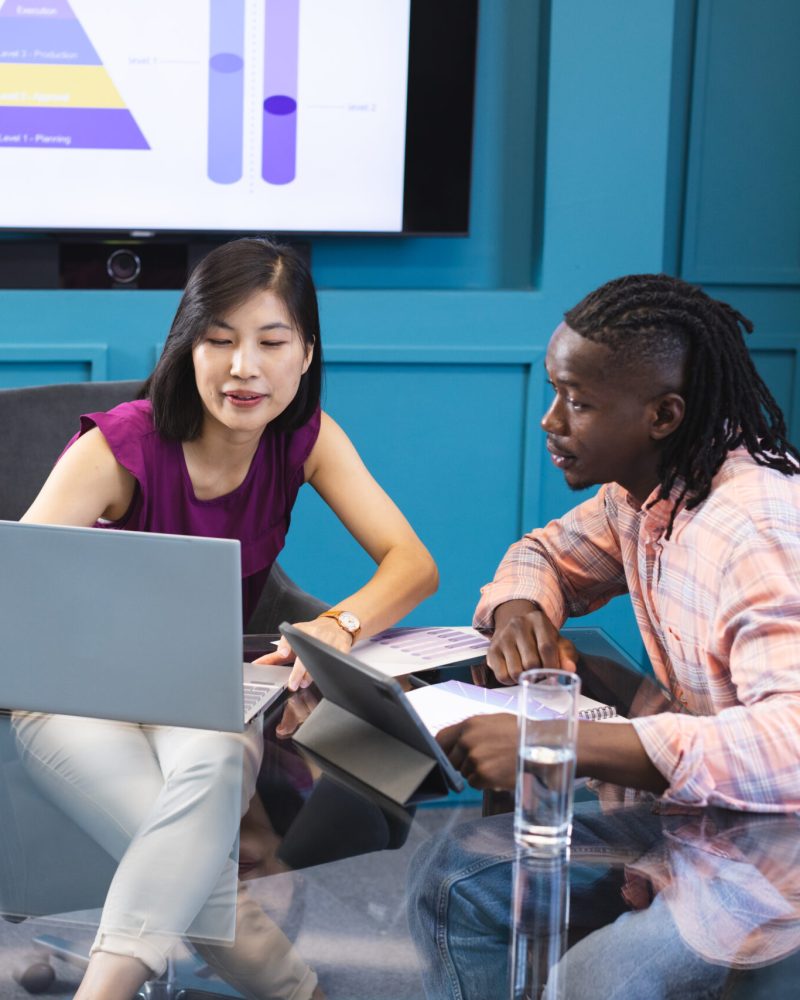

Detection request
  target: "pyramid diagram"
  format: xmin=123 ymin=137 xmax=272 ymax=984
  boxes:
xmin=0 ymin=0 xmax=148 ymax=149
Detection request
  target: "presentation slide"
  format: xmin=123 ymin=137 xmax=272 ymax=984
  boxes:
xmin=0 ymin=0 xmax=411 ymax=232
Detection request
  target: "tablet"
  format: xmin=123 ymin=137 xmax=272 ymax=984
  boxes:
xmin=279 ymin=622 xmax=465 ymax=805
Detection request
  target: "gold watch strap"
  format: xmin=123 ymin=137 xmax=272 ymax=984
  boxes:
xmin=320 ymin=609 xmax=360 ymax=640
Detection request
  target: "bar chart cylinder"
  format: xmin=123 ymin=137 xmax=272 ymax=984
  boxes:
xmin=262 ymin=0 xmax=299 ymax=184
xmin=208 ymin=0 xmax=245 ymax=184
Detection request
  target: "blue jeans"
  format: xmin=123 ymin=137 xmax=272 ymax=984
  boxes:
xmin=407 ymin=801 xmax=731 ymax=1000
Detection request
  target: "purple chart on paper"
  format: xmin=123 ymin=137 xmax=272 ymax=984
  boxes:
xmin=262 ymin=0 xmax=299 ymax=184
xmin=207 ymin=0 xmax=245 ymax=184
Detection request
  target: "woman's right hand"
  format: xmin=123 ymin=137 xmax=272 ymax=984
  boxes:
xmin=487 ymin=599 xmax=578 ymax=684
xmin=254 ymin=614 xmax=355 ymax=690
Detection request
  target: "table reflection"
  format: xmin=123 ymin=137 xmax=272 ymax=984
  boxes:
xmin=0 ymin=705 xmax=319 ymax=999
xmin=3 ymin=628 xmax=798 ymax=999
xmin=405 ymin=630 xmax=800 ymax=1000
xmin=410 ymin=797 xmax=800 ymax=1000
xmin=511 ymin=852 xmax=569 ymax=1000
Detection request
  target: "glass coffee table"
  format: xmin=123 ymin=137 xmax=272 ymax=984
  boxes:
xmin=1 ymin=628 xmax=797 ymax=999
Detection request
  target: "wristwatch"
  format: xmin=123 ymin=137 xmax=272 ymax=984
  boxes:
xmin=320 ymin=609 xmax=361 ymax=642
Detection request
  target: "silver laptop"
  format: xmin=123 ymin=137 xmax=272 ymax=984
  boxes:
xmin=0 ymin=520 xmax=289 ymax=732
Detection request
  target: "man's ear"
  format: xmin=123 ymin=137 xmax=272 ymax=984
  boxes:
xmin=649 ymin=392 xmax=685 ymax=441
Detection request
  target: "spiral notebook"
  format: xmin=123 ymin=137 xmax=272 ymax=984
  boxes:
xmin=405 ymin=680 xmax=619 ymax=736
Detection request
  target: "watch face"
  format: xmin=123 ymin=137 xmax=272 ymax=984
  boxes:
xmin=338 ymin=612 xmax=360 ymax=633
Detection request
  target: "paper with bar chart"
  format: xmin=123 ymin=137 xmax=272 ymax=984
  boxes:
xmin=0 ymin=0 xmax=410 ymax=232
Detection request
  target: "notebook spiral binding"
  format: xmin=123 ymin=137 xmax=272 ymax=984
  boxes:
xmin=578 ymin=704 xmax=618 ymax=721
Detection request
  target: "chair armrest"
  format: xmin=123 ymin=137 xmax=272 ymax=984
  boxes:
xmin=246 ymin=562 xmax=328 ymax=633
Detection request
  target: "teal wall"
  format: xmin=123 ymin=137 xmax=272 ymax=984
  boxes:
xmin=2 ymin=1 xmax=799 ymax=668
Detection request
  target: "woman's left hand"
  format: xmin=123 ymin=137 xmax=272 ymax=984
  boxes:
xmin=253 ymin=615 xmax=354 ymax=691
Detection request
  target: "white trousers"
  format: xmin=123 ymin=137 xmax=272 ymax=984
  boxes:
xmin=12 ymin=712 xmax=260 ymax=974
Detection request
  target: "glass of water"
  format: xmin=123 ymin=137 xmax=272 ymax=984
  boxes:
xmin=514 ymin=669 xmax=580 ymax=854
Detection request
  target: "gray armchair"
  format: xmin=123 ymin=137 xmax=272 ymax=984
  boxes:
xmin=0 ymin=379 xmax=147 ymax=520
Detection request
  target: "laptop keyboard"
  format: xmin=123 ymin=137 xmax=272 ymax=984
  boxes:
xmin=243 ymin=681 xmax=282 ymax=721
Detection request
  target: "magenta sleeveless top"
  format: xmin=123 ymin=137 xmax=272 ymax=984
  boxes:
xmin=69 ymin=399 xmax=321 ymax=625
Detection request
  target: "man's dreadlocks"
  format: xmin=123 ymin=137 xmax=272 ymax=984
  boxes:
xmin=564 ymin=273 xmax=799 ymax=536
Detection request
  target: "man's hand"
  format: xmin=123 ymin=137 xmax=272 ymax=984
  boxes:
xmin=438 ymin=714 xmax=669 ymax=795
xmin=437 ymin=714 xmax=518 ymax=790
xmin=487 ymin=599 xmax=578 ymax=684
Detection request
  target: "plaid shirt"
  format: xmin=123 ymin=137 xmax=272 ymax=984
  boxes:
xmin=474 ymin=450 xmax=800 ymax=812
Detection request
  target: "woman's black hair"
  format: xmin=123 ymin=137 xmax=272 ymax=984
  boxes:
xmin=565 ymin=273 xmax=799 ymax=536
xmin=140 ymin=237 xmax=322 ymax=440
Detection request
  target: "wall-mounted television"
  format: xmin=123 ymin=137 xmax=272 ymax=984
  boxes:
xmin=0 ymin=0 xmax=477 ymax=239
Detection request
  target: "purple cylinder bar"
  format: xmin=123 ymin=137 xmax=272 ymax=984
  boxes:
xmin=262 ymin=0 xmax=299 ymax=185
xmin=208 ymin=0 xmax=244 ymax=184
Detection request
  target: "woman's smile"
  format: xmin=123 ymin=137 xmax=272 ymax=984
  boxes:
xmin=223 ymin=390 xmax=269 ymax=408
